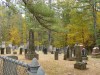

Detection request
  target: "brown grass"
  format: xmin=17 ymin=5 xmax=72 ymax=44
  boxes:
xmin=3 ymin=51 xmax=100 ymax=75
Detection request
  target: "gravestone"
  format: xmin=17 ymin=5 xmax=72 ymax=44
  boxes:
xmin=54 ymin=51 xmax=58 ymax=60
xmin=25 ymin=29 xmax=39 ymax=60
xmin=74 ymin=45 xmax=87 ymax=70
xmin=92 ymin=47 xmax=100 ymax=58
xmin=25 ymin=49 xmax=27 ymax=54
xmin=64 ymin=52 xmax=67 ymax=60
xmin=81 ymin=48 xmax=88 ymax=60
xmin=19 ymin=48 xmax=23 ymax=54
xmin=54 ymin=48 xmax=59 ymax=60
xmin=43 ymin=47 xmax=47 ymax=54
xmin=6 ymin=46 xmax=11 ymax=54
xmin=3 ymin=56 xmax=18 ymax=75
xmin=1 ymin=48 xmax=4 ymax=54
xmin=63 ymin=46 xmax=69 ymax=60
xmin=51 ymin=47 xmax=55 ymax=54
xmin=19 ymin=44 xmax=24 ymax=54
xmin=68 ymin=48 xmax=74 ymax=61
xmin=1 ymin=41 xmax=5 ymax=54
xmin=48 ymin=45 xmax=52 ymax=52
xmin=24 ymin=42 xmax=29 ymax=54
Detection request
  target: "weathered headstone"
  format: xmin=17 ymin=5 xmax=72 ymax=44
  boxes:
xmin=48 ymin=45 xmax=52 ymax=52
xmin=25 ymin=49 xmax=27 ymax=54
xmin=54 ymin=48 xmax=59 ymax=60
xmin=63 ymin=46 xmax=69 ymax=60
xmin=54 ymin=51 xmax=58 ymax=60
xmin=6 ymin=46 xmax=11 ymax=54
xmin=92 ymin=47 xmax=100 ymax=58
xmin=68 ymin=48 xmax=74 ymax=61
xmin=1 ymin=41 xmax=5 ymax=54
xmin=24 ymin=42 xmax=29 ymax=54
xmin=81 ymin=48 xmax=88 ymax=60
xmin=25 ymin=29 xmax=39 ymax=60
xmin=51 ymin=47 xmax=55 ymax=54
xmin=64 ymin=52 xmax=67 ymax=60
xmin=19 ymin=48 xmax=23 ymax=54
xmin=74 ymin=45 xmax=87 ymax=70
xmin=43 ymin=47 xmax=47 ymax=54
xmin=3 ymin=56 xmax=18 ymax=75
xmin=1 ymin=48 xmax=4 ymax=54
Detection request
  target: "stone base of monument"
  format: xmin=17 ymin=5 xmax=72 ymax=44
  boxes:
xmin=25 ymin=53 xmax=39 ymax=60
xmin=82 ymin=56 xmax=88 ymax=60
xmin=74 ymin=62 xmax=86 ymax=70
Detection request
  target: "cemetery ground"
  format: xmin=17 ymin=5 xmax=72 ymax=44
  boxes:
xmin=2 ymin=51 xmax=100 ymax=75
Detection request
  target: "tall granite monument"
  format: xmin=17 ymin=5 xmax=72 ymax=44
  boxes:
xmin=25 ymin=29 xmax=38 ymax=60
xmin=74 ymin=44 xmax=87 ymax=70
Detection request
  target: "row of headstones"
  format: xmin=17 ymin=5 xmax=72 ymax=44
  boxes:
xmin=42 ymin=45 xmax=88 ymax=61
xmin=0 ymin=47 xmax=28 ymax=55
xmin=42 ymin=47 xmax=65 ymax=54
xmin=42 ymin=45 xmax=88 ymax=70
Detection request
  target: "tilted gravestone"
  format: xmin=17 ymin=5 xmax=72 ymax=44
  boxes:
xmin=25 ymin=29 xmax=39 ymax=60
xmin=74 ymin=45 xmax=87 ymax=70
xmin=3 ymin=56 xmax=18 ymax=75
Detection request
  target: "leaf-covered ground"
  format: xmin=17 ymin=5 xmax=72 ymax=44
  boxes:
xmin=5 ymin=51 xmax=100 ymax=75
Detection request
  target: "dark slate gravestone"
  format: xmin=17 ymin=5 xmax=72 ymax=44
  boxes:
xmin=74 ymin=45 xmax=87 ymax=70
xmin=19 ymin=48 xmax=23 ymax=54
xmin=1 ymin=48 xmax=4 ymax=54
xmin=25 ymin=49 xmax=27 ymax=54
xmin=24 ymin=42 xmax=29 ymax=55
xmin=25 ymin=29 xmax=39 ymax=60
xmin=6 ymin=46 xmax=11 ymax=54
xmin=3 ymin=56 xmax=18 ymax=75
xmin=43 ymin=47 xmax=47 ymax=54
